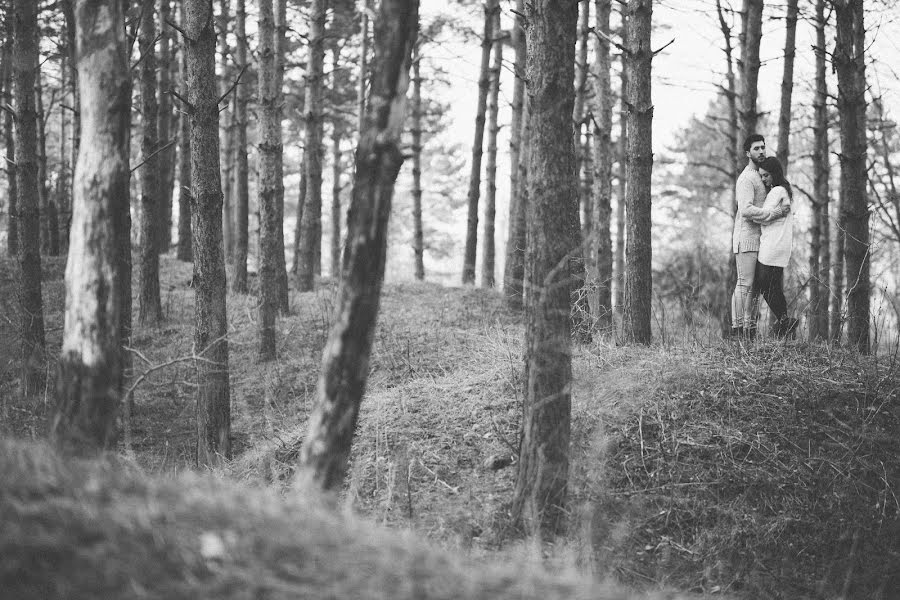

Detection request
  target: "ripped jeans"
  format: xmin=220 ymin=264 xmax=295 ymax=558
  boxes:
xmin=731 ymin=251 xmax=760 ymax=329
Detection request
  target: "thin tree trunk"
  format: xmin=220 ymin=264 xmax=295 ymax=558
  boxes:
xmin=3 ymin=19 xmax=17 ymax=256
xmin=292 ymin=167 xmax=306 ymax=275
xmin=139 ymin=0 xmax=163 ymax=325
xmin=834 ymin=0 xmax=868 ymax=353
xmin=57 ymin=54 xmax=70 ymax=259
xmin=63 ymin=0 xmax=80 ymax=194
xmin=511 ymin=0 xmax=577 ymax=536
xmin=573 ymin=0 xmax=589 ymax=228
xmin=592 ymin=0 xmax=612 ymax=329
xmin=411 ymin=38 xmax=424 ymax=280
xmin=462 ymin=0 xmax=499 ymax=285
xmin=776 ymin=0 xmax=798 ymax=169
xmin=297 ymin=0 xmax=327 ymax=292
xmin=831 ymin=188 xmax=846 ymax=342
xmin=357 ymin=0 xmax=369 ymax=138
xmin=14 ymin=0 xmax=46 ymax=397
xmin=52 ymin=0 xmax=130 ymax=452
xmin=738 ymin=0 xmax=763 ymax=141
xmin=614 ymin=49 xmax=626 ymax=311
xmin=502 ymin=0 xmax=526 ymax=308
xmin=810 ymin=0 xmax=829 ymax=341
xmin=36 ymin=58 xmax=57 ymax=256
xmin=177 ymin=0 xmax=193 ymax=262
xmin=480 ymin=12 xmax=501 ymax=289
xmin=185 ymin=0 xmax=231 ymax=466
xmin=273 ymin=0 xmax=289 ymax=312
xmin=231 ymin=0 xmax=250 ymax=293
xmin=330 ymin=46 xmax=343 ymax=280
xmin=258 ymin=0 xmax=279 ymax=361
xmin=157 ymin=0 xmax=174 ymax=253
xmin=218 ymin=0 xmax=234 ymax=262
xmin=298 ymin=0 xmax=418 ymax=492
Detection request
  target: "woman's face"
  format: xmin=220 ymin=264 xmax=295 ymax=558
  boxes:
xmin=759 ymin=168 xmax=773 ymax=189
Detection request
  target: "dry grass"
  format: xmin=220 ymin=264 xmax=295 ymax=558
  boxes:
xmin=2 ymin=255 xmax=899 ymax=599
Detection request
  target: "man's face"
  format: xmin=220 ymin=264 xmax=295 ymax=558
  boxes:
xmin=746 ymin=140 xmax=766 ymax=165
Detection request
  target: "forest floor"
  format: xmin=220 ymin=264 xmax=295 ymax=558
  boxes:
xmin=1 ymin=254 xmax=899 ymax=599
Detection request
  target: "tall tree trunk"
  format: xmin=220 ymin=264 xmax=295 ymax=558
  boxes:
xmin=831 ymin=189 xmax=846 ymax=342
xmin=480 ymin=12 xmax=501 ymax=289
xmin=622 ymin=0 xmax=653 ymax=345
xmin=573 ymin=0 xmax=589 ymax=224
xmin=36 ymin=58 xmax=57 ymax=256
xmin=292 ymin=167 xmax=306 ymax=275
xmin=139 ymin=0 xmax=163 ymax=325
xmin=330 ymin=46 xmax=343 ymax=280
xmin=614 ymin=48 xmax=626 ymax=311
xmin=298 ymin=0 xmax=418 ymax=492
xmin=177 ymin=0 xmax=193 ymax=262
xmin=57 ymin=55 xmax=70 ymax=259
xmin=717 ymin=0 xmax=740 ymax=336
xmin=357 ymin=0 xmax=369 ymax=138
xmin=776 ymin=0 xmax=798 ymax=169
xmin=52 ymin=0 xmax=130 ymax=452
xmin=63 ymin=0 xmax=80 ymax=199
xmin=502 ymin=0 xmax=526 ymax=308
xmin=3 ymin=19 xmax=17 ymax=256
xmin=157 ymin=0 xmax=174 ymax=253
xmin=738 ymin=0 xmax=763 ymax=141
xmin=511 ymin=0 xmax=577 ymax=536
xmin=14 ymin=0 xmax=46 ymax=397
xmin=231 ymin=0 xmax=250 ymax=293
xmin=185 ymin=0 xmax=231 ymax=466
xmin=461 ymin=0 xmax=499 ymax=285
xmin=297 ymin=0 xmax=327 ymax=292
xmin=257 ymin=0 xmax=281 ymax=360
xmin=273 ymin=0 xmax=289 ymax=312
xmin=218 ymin=0 xmax=234 ymax=262
xmin=810 ymin=0 xmax=830 ymax=341
xmin=833 ymin=0 xmax=868 ymax=353
xmin=592 ymin=0 xmax=613 ymax=329
xmin=410 ymin=37 xmax=424 ymax=281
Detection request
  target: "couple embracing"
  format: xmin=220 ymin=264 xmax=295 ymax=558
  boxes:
xmin=730 ymin=133 xmax=800 ymax=340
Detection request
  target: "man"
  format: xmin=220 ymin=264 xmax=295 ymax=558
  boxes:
xmin=730 ymin=134 xmax=788 ymax=339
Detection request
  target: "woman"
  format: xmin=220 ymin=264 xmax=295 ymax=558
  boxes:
xmin=751 ymin=156 xmax=799 ymax=338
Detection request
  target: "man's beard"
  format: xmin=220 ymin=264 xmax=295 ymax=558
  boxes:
xmin=751 ymin=154 xmax=765 ymax=166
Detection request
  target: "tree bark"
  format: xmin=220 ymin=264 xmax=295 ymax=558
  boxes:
xmin=273 ymin=0 xmax=289 ymax=312
xmin=257 ymin=0 xmax=279 ymax=361
xmin=14 ymin=0 xmax=46 ymax=397
xmin=738 ymin=0 xmax=763 ymax=141
xmin=218 ymin=0 xmax=234 ymax=262
xmin=231 ymin=0 xmax=250 ymax=293
xmin=177 ymin=0 xmax=193 ymax=262
xmin=157 ymin=0 xmax=174 ymax=253
xmin=57 ymin=54 xmax=70 ymax=259
xmin=614 ymin=47 xmax=626 ymax=311
xmin=480 ymin=11 xmax=501 ymax=289
xmin=622 ymin=0 xmax=653 ymax=345
xmin=52 ymin=0 xmax=130 ymax=452
xmin=591 ymin=0 xmax=612 ymax=329
xmin=573 ymin=0 xmax=589 ymax=222
xmin=139 ymin=0 xmax=163 ymax=325
xmin=511 ymin=0 xmax=577 ymax=536
xmin=36 ymin=57 xmax=58 ymax=257
xmin=298 ymin=0 xmax=418 ymax=492
xmin=63 ymin=0 xmax=80 ymax=216
xmin=2 ymin=18 xmax=16 ymax=256
xmin=810 ymin=0 xmax=830 ymax=341
xmin=461 ymin=0 xmax=498 ymax=285
xmin=502 ymin=0 xmax=526 ymax=308
xmin=185 ymin=0 xmax=231 ymax=465
xmin=357 ymin=0 xmax=369 ymax=138
xmin=292 ymin=167 xmax=307 ymax=275
xmin=411 ymin=37 xmax=424 ymax=281
xmin=776 ymin=0 xmax=798 ymax=169
xmin=297 ymin=0 xmax=327 ymax=292
xmin=330 ymin=46 xmax=343 ymax=280
xmin=831 ymin=189 xmax=846 ymax=342
xmin=833 ymin=0 xmax=868 ymax=353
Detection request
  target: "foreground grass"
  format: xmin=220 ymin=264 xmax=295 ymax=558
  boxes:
xmin=1 ymin=255 xmax=899 ymax=598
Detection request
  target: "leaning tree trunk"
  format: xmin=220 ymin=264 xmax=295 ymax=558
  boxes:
xmin=776 ymin=0 xmax=798 ymax=169
xmin=231 ymin=0 xmax=250 ymax=293
xmin=297 ymin=0 xmax=418 ymax=492
xmin=511 ymin=0 xmax=577 ymax=537
xmin=810 ymin=0 xmax=830 ymax=341
xmin=480 ymin=11 xmax=501 ymax=289
xmin=176 ymin=0 xmax=193 ymax=262
xmin=738 ymin=0 xmax=763 ymax=142
xmin=502 ymin=0 xmax=526 ymax=308
xmin=273 ymin=0 xmax=289 ymax=312
xmin=461 ymin=0 xmax=499 ymax=285
xmin=622 ymin=0 xmax=653 ymax=345
xmin=257 ymin=0 xmax=279 ymax=361
xmin=157 ymin=0 xmax=174 ymax=253
xmin=52 ymin=0 xmax=131 ymax=452
xmin=297 ymin=0 xmax=327 ymax=292
xmin=185 ymin=0 xmax=231 ymax=466
xmin=411 ymin=37 xmax=424 ymax=280
xmin=592 ymin=0 xmax=613 ymax=329
xmin=14 ymin=0 xmax=46 ymax=397
xmin=834 ymin=0 xmax=868 ymax=353
xmin=3 ymin=22 xmax=17 ymax=257
xmin=139 ymin=0 xmax=163 ymax=325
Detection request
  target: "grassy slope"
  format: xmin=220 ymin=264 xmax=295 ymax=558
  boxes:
xmin=1 ymin=255 xmax=899 ymax=598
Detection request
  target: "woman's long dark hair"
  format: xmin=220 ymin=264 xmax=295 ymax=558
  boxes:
xmin=759 ymin=156 xmax=793 ymax=199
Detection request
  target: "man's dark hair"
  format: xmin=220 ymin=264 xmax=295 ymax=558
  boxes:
xmin=743 ymin=133 xmax=765 ymax=152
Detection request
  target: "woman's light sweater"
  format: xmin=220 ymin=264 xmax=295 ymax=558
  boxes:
xmin=752 ymin=185 xmax=793 ymax=267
